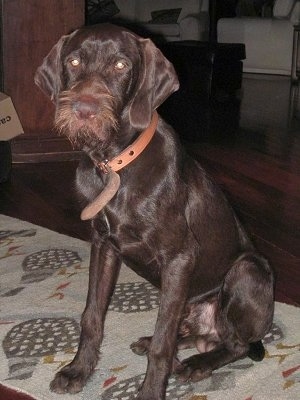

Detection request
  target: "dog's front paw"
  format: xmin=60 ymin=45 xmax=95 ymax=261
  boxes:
xmin=135 ymin=389 xmax=165 ymax=400
xmin=175 ymin=354 xmax=212 ymax=383
xmin=135 ymin=395 xmax=164 ymax=400
xmin=50 ymin=363 xmax=91 ymax=394
xmin=130 ymin=336 xmax=152 ymax=356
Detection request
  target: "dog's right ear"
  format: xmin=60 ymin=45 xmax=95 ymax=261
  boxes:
xmin=34 ymin=34 xmax=70 ymax=102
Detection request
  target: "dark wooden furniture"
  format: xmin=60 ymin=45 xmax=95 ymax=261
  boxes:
xmin=0 ymin=0 xmax=85 ymax=161
xmin=158 ymin=41 xmax=245 ymax=140
xmin=160 ymin=41 xmax=245 ymax=97
xmin=292 ymin=25 xmax=300 ymax=81
xmin=0 ymin=141 xmax=11 ymax=182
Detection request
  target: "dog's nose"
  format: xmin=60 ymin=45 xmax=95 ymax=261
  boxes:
xmin=73 ymin=96 xmax=98 ymax=120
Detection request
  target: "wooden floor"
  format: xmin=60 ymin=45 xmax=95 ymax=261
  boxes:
xmin=1 ymin=74 xmax=299 ymax=306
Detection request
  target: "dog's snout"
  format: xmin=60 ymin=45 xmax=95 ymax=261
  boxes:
xmin=73 ymin=96 xmax=98 ymax=120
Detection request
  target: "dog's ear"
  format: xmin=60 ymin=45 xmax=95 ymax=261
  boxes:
xmin=34 ymin=34 xmax=70 ymax=102
xmin=129 ymin=38 xmax=179 ymax=130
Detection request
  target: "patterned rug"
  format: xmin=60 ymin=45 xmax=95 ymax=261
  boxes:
xmin=0 ymin=214 xmax=299 ymax=400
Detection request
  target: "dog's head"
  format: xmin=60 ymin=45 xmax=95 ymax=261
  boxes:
xmin=35 ymin=24 xmax=179 ymax=146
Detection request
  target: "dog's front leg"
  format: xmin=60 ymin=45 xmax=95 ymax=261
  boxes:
xmin=137 ymin=257 xmax=192 ymax=400
xmin=50 ymin=233 xmax=121 ymax=394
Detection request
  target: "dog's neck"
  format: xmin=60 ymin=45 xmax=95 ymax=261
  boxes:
xmin=88 ymin=111 xmax=159 ymax=174
xmin=79 ymin=111 xmax=159 ymax=220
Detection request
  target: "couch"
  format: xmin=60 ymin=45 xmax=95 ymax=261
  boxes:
xmin=217 ymin=0 xmax=300 ymax=76
xmin=114 ymin=0 xmax=210 ymax=41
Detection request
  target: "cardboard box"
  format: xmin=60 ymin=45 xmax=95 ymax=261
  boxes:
xmin=0 ymin=92 xmax=24 ymax=140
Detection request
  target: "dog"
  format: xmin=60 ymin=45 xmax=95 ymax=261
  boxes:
xmin=35 ymin=23 xmax=275 ymax=400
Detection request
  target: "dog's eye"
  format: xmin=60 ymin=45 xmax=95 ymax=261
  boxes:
xmin=115 ymin=61 xmax=126 ymax=70
xmin=70 ymin=58 xmax=80 ymax=67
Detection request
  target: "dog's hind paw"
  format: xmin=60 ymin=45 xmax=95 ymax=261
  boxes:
xmin=50 ymin=364 xmax=90 ymax=394
xmin=130 ymin=336 xmax=152 ymax=356
xmin=175 ymin=354 xmax=212 ymax=383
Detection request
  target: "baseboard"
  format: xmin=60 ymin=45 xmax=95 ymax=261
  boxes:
xmin=11 ymin=135 xmax=82 ymax=163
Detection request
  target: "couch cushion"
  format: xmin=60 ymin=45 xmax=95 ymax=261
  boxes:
xmin=142 ymin=23 xmax=180 ymax=37
xmin=86 ymin=0 xmax=120 ymax=24
xmin=135 ymin=0 xmax=201 ymax=22
xmin=114 ymin=0 xmax=136 ymax=21
xmin=149 ymin=8 xmax=182 ymax=24
xmin=218 ymin=17 xmax=294 ymax=75
xmin=273 ymin=0 xmax=295 ymax=18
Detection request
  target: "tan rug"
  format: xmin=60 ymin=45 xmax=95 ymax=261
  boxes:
xmin=0 ymin=214 xmax=299 ymax=400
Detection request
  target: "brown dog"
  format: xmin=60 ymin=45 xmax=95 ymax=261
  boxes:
xmin=35 ymin=24 xmax=274 ymax=400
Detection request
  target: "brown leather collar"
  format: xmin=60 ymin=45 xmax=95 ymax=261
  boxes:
xmin=97 ymin=111 xmax=159 ymax=174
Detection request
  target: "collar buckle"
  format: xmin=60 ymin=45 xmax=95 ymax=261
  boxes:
xmin=98 ymin=159 xmax=110 ymax=174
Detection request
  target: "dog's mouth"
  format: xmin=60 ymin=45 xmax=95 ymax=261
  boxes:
xmin=55 ymin=90 xmax=118 ymax=148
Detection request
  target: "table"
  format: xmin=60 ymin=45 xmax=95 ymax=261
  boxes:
xmin=159 ymin=41 xmax=245 ymax=99
xmin=158 ymin=41 xmax=245 ymax=140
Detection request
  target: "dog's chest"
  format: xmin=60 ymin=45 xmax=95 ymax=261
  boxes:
xmin=99 ymin=211 xmax=163 ymax=286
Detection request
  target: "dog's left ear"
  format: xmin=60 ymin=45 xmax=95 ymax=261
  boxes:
xmin=34 ymin=34 xmax=71 ymax=103
xmin=129 ymin=38 xmax=179 ymax=130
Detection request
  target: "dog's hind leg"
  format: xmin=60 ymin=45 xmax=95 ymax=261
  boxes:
xmin=50 ymin=231 xmax=121 ymax=394
xmin=176 ymin=252 xmax=274 ymax=382
xmin=176 ymin=344 xmax=249 ymax=382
